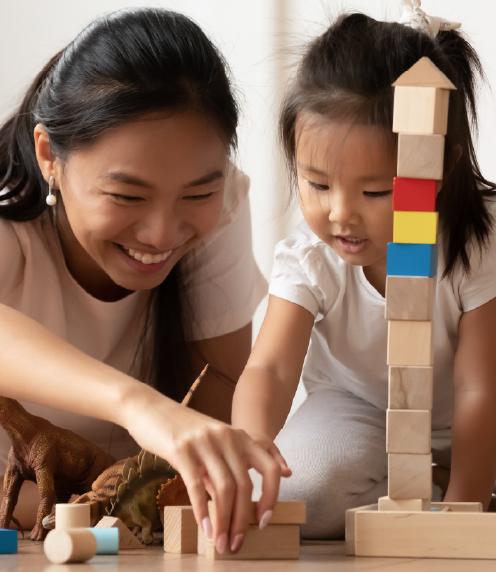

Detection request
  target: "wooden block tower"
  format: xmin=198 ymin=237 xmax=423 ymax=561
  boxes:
xmin=345 ymin=58 xmax=496 ymax=560
xmin=381 ymin=56 xmax=454 ymax=512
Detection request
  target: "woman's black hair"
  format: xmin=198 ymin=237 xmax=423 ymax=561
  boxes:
xmin=280 ymin=13 xmax=495 ymax=277
xmin=0 ymin=8 xmax=238 ymax=400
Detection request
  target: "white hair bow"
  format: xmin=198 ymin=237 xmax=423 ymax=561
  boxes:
xmin=399 ymin=0 xmax=461 ymax=39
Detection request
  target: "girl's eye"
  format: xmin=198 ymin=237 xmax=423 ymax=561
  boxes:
xmin=183 ymin=193 xmax=215 ymax=201
xmin=308 ymin=181 xmax=329 ymax=192
xmin=363 ymin=190 xmax=392 ymax=198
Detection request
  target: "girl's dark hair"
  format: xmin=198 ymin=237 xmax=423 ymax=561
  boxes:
xmin=0 ymin=8 xmax=238 ymax=400
xmin=280 ymin=13 xmax=495 ymax=277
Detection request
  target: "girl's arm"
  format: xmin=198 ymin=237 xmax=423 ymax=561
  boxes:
xmin=232 ymin=295 xmax=315 ymax=442
xmin=0 ymin=303 xmax=280 ymax=552
xmin=187 ymin=324 xmax=252 ymax=423
xmin=445 ymin=297 xmax=496 ymax=509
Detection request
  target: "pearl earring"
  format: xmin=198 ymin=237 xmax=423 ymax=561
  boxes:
xmin=46 ymin=176 xmax=57 ymax=207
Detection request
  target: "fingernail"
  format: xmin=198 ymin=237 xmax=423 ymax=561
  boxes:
xmin=216 ymin=532 xmax=228 ymax=554
xmin=202 ymin=516 xmax=213 ymax=539
xmin=259 ymin=509 xmax=273 ymax=530
xmin=230 ymin=533 xmax=244 ymax=553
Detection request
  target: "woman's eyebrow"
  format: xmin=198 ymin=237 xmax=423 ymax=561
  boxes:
xmin=99 ymin=169 xmax=225 ymax=190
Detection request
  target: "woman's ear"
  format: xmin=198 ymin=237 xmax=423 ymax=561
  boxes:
xmin=33 ymin=124 xmax=56 ymax=183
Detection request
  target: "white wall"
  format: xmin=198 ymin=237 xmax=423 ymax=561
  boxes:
xmin=2 ymin=1 xmax=495 ymax=412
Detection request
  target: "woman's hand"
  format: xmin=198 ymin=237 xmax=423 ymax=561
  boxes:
xmin=119 ymin=385 xmax=289 ymax=554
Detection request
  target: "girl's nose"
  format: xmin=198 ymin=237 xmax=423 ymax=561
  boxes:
xmin=327 ymin=192 xmax=357 ymax=225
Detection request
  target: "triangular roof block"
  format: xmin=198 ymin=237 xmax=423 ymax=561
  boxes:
xmin=393 ymin=57 xmax=456 ymax=90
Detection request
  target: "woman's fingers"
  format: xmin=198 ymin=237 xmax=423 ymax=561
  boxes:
xmin=267 ymin=442 xmax=292 ymax=478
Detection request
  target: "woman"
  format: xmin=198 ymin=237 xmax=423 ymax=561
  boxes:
xmin=0 ymin=8 xmax=285 ymax=554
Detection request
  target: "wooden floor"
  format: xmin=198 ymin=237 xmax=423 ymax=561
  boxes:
xmin=3 ymin=539 xmax=496 ymax=571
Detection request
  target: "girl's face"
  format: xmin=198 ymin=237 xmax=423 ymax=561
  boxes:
xmin=45 ymin=112 xmax=229 ymax=299
xmin=295 ymin=114 xmax=396 ymax=280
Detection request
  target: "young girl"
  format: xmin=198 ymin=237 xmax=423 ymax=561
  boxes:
xmin=0 ymin=8 xmax=284 ymax=552
xmin=233 ymin=7 xmax=496 ymax=538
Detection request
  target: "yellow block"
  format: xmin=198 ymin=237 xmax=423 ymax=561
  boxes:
xmin=393 ymin=211 xmax=438 ymax=244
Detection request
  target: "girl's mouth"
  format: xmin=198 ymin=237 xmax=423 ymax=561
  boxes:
xmin=335 ymin=235 xmax=369 ymax=254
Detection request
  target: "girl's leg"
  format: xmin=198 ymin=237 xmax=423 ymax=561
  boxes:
xmin=275 ymin=388 xmax=388 ymax=539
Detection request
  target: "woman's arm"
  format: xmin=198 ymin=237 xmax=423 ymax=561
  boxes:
xmin=0 ymin=303 xmax=281 ymax=552
xmin=232 ymin=295 xmax=315 ymax=441
xmin=187 ymin=324 xmax=252 ymax=423
xmin=445 ymin=297 xmax=496 ymax=509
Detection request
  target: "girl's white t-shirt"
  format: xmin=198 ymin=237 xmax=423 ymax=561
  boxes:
xmin=269 ymin=197 xmax=496 ymax=430
xmin=0 ymin=166 xmax=267 ymax=470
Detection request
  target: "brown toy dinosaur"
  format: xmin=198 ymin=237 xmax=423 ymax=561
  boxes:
xmin=0 ymin=397 xmax=115 ymax=540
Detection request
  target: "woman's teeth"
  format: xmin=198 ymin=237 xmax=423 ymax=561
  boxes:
xmin=123 ymin=247 xmax=172 ymax=265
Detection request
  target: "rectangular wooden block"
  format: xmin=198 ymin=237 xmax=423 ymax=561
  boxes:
xmin=163 ymin=506 xmax=197 ymax=554
xmin=388 ymin=366 xmax=433 ymax=410
xmin=207 ymin=500 xmax=306 ymax=526
xmin=393 ymin=86 xmax=450 ymax=135
xmin=386 ymin=409 xmax=431 ymax=454
xmin=198 ymin=524 xmax=300 ymax=560
xmin=95 ymin=516 xmax=143 ymax=549
xmin=386 ymin=243 xmax=437 ymax=277
xmin=0 ymin=528 xmax=17 ymax=554
xmin=393 ymin=177 xmax=437 ymax=212
xmin=388 ymin=453 xmax=432 ymax=499
xmin=385 ymin=276 xmax=435 ymax=321
xmin=397 ymin=133 xmax=445 ymax=180
xmin=378 ymin=496 xmax=430 ymax=512
xmin=349 ymin=508 xmax=496 ymax=558
xmin=393 ymin=211 xmax=438 ymax=244
xmin=387 ymin=320 xmax=433 ymax=366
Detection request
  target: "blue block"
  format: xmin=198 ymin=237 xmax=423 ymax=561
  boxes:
xmin=387 ymin=243 xmax=437 ymax=277
xmin=0 ymin=528 xmax=18 ymax=554
xmin=90 ymin=527 xmax=119 ymax=555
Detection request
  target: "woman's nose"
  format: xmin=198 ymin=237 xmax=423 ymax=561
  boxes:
xmin=136 ymin=210 xmax=189 ymax=251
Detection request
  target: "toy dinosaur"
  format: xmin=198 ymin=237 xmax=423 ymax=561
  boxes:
xmin=43 ymin=364 xmax=207 ymax=544
xmin=0 ymin=397 xmax=115 ymax=541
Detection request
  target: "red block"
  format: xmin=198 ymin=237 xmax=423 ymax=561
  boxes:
xmin=393 ymin=177 xmax=437 ymax=212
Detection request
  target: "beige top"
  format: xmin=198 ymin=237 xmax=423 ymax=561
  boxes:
xmin=0 ymin=167 xmax=267 ymax=469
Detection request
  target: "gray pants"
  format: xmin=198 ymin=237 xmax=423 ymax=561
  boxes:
xmin=274 ymin=387 xmax=451 ymax=539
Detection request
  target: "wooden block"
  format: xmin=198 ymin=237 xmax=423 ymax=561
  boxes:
xmin=385 ymin=277 xmax=435 ymax=321
xmin=393 ymin=211 xmax=438 ymax=244
xmin=378 ymin=496 xmax=430 ymax=512
xmin=392 ymin=177 xmax=437 ymax=212
xmin=431 ymin=501 xmax=483 ymax=512
xmin=44 ymin=529 xmax=97 ymax=564
xmin=198 ymin=524 xmax=300 ymax=560
xmin=387 ymin=320 xmax=433 ymax=366
xmin=90 ymin=527 xmax=119 ymax=555
xmin=55 ymin=503 xmax=91 ymax=530
xmin=393 ymin=86 xmax=450 ymax=135
xmin=0 ymin=528 xmax=17 ymax=554
xmin=386 ymin=243 xmax=437 ymax=277
xmin=388 ymin=453 xmax=432 ymax=499
xmin=386 ymin=409 xmax=431 ymax=454
xmin=388 ymin=366 xmax=433 ymax=410
xmin=351 ymin=508 xmax=496 ymax=558
xmin=95 ymin=516 xmax=143 ymax=549
xmin=397 ymin=134 xmax=445 ymax=180
xmin=207 ymin=500 xmax=306 ymax=526
xmin=393 ymin=57 xmax=456 ymax=90
xmin=163 ymin=506 xmax=197 ymax=554
xmin=345 ymin=504 xmax=377 ymax=555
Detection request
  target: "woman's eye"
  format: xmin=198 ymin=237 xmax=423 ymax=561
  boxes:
xmin=106 ymin=193 xmax=143 ymax=203
xmin=308 ymin=181 xmax=329 ymax=192
xmin=363 ymin=190 xmax=392 ymax=198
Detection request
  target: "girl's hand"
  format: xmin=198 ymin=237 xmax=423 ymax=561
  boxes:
xmin=120 ymin=387 xmax=285 ymax=554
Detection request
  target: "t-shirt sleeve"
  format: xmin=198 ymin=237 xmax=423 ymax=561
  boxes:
xmin=269 ymin=230 xmax=339 ymax=318
xmin=0 ymin=219 xmax=24 ymax=301
xmin=456 ymin=198 xmax=496 ymax=312
xmin=181 ymin=169 xmax=267 ymax=340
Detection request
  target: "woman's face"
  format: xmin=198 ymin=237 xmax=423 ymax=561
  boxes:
xmin=46 ymin=112 xmax=229 ymax=298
